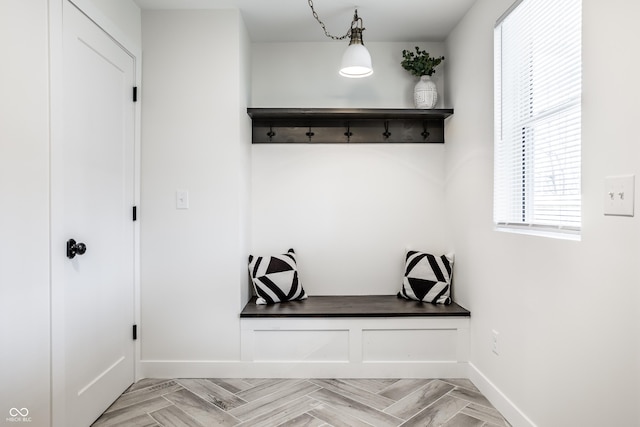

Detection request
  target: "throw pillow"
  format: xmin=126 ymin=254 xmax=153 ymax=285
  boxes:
xmin=398 ymin=251 xmax=453 ymax=304
xmin=248 ymin=248 xmax=307 ymax=305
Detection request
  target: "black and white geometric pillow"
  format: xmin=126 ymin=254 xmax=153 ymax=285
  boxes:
xmin=248 ymin=248 xmax=307 ymax=305
xmin=398 ymin=251 xmax=453 ymax=304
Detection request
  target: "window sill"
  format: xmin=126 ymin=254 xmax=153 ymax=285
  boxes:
xmin=494 ymin=224 xmax=581 ymax=241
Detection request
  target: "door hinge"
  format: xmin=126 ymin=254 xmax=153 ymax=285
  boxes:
xmin=132 ymin=324 xmax=138 ymax=340
xmin=132 ymin=205 xmax=137 ymax=221
xmin=133 ymin=86 xmax=138 ymax=102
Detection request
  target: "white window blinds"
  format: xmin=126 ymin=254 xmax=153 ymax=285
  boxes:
xmin=494 ymin=0 xmax=582 ymax=234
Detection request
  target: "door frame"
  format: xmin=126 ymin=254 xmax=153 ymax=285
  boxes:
xmin=49 ymin=1 xmax=141 ymax=425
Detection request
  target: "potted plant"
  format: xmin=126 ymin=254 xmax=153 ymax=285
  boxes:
xmin=401 ymin=47 xmax=445 ymax=109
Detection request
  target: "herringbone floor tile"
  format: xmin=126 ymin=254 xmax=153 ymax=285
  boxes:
xmin=92 ymin=378 xmax=510 ymax=427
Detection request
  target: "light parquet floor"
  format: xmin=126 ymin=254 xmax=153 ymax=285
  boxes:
xmin=92 ymin=378 xmax=511 ymax=427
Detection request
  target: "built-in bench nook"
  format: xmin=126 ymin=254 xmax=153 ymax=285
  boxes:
xmin=240 ymin=295 xmax=471 ymax=378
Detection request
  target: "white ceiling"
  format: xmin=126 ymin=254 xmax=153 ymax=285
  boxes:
xmin=132 ymin=0 xmax=478 ymax=42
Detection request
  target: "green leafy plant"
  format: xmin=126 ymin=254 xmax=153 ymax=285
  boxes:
xmin=401 ymin=46 xmax=445 ymax=77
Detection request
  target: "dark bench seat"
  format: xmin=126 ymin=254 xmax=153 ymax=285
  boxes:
xmin=240 ymin=295 xmax=470 ymax=318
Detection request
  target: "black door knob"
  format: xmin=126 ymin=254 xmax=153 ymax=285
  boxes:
xmin=67 ymin=239 xmax=87 ymax=259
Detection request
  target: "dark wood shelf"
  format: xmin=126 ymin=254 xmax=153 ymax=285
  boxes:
xmin=247 ymin=108 xmax=453 ymax=121
xmin=247 ymin=108 xmax=453 ymax=144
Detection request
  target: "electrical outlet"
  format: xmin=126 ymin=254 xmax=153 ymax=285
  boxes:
xmin=492 ymin=329 xmax=499 ymax=355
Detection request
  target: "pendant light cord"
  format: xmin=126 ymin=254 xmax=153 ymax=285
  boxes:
xmin=307 ymin=0 xmax=352 ymax=40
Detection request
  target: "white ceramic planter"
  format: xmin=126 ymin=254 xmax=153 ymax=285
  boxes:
xmin=414 ymin=75 xmax=438 ymax=109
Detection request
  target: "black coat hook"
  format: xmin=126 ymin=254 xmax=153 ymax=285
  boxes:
xmin=267 ymin=125 xmax=276 ymax=142
xmin=344 ymin=123 xmax=353 ymax=142
xmin=383 ymin=121 xmax=391 ymax=139
xmin=421 ymin=122 xmax=430 ymax=141
xmin=305 ymin=126 xmax=315 ymax=142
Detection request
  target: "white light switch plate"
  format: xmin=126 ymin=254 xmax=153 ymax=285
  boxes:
xmin=604 ymin=175 xmax=634 ymax=216
xmin=176 ymin=190 xmax=189 ymax=209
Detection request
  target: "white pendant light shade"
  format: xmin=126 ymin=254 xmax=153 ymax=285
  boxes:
xmin=339 ymin=43 xmax=373 ymax=78
xmin=306 ymin=5 xmax=373 ymax=78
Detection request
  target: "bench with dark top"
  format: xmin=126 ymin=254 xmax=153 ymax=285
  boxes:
xmin=240 ymin=295 xmax=470 ymax=318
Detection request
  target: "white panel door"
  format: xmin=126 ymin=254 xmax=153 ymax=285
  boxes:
xmin=52 ymin=2 xmax=136 ymax=426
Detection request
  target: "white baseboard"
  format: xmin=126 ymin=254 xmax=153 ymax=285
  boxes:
xmin=139 ymin=360 xmax=469 ymax=380
xmin=468 ymin=362 xmax=537 ymax=427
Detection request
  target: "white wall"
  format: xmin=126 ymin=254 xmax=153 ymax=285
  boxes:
xmin=251 ymin=42 xmax=451 ymax=295
xmin=140 ymin=10 xmax=251 ymax=363
xmin=252 ymin=144 xmax=449 ymax=296
xmin=238 ymin=12 xmax=253 ymax=307
xmin=252 ymin=42 xmax=446 ymax=109
xmin=0 ymin=2 xmax=51 ymax=425
xmin=445 ymin=1 xmax=640 ymax=426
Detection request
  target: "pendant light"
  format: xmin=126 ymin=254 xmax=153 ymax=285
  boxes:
xmin=339 ymin=11 xmax=373 ymax=78
xmin=307 ymin=2 xmax=373 ymax=78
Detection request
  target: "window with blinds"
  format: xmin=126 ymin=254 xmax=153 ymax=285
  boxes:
xmin=494 ymin=0 xmax=582 ymax=237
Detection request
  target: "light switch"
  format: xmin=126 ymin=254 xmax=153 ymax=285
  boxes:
xmin=604 ymin=175 xmax=634 ymax=216
xmin=176 ymin=190 xmax=189 ymax=209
